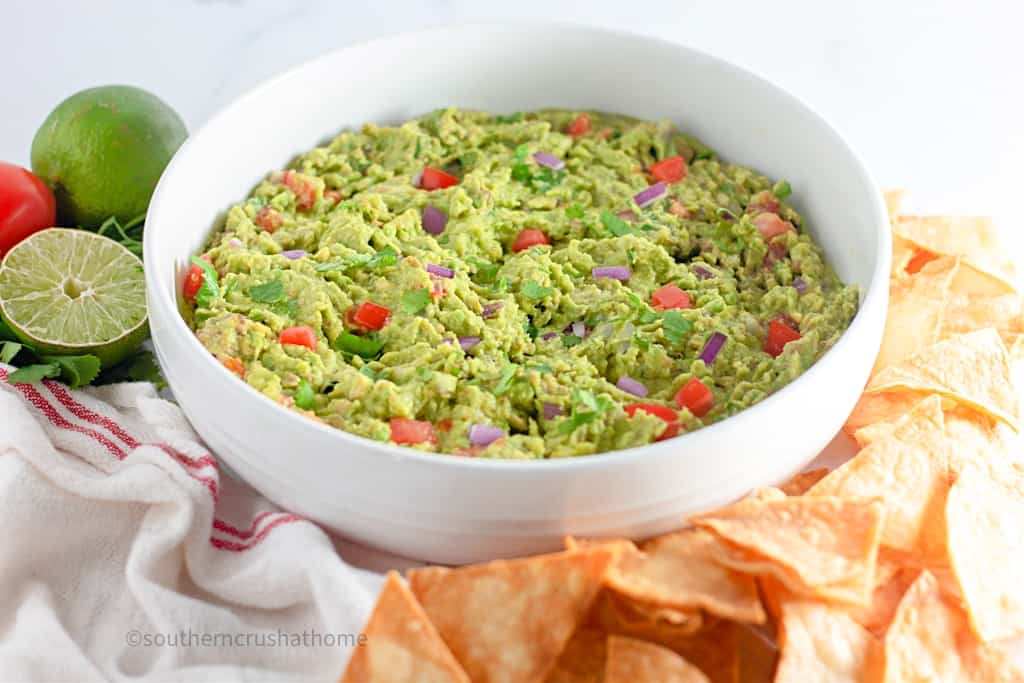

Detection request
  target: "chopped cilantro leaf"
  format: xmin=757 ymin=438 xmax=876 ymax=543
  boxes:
xmin=6 ymin=363 xmax=61 ymax=384
xmin=566 ymin=204 xmax=585 ymax=219
xmin=494 ymin=364 xmax=517 ymax=395
xmin=469 ymin=258 xmax=499 ymax=284
xmin=522 ymin=280 xmax=554 ymax=300
xmin=511 ymin=163 xmax=532 ymax=183
xmin=335 ymin=332 xmax=383 ymax=358
xmin=1 ymin=341 xmax=22 ymax=364
xmin=557 ymin=389 xmax=614 ymax=434
xmin=513 ymin=144 xmax=529 ymax=162
xmin=661 ymin=310 xmax=694 ymax=344
xmin=600 ymin=210 xmax=634 ymax=237
xmin=190 ymin=256 xmax=220 ymax=308
xmin=400 ymin=288 xmax=431 ymax=314
xmin=496 ymin=112 xmax=524 ymax=124
xmin=562 ymin=334 xmax=582 ymax=348
xmin=250 ymin=279 xmax=285 ymax=304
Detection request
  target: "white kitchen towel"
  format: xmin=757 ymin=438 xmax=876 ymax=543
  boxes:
xmin=0 ymin=364 xmax=382 ymax=682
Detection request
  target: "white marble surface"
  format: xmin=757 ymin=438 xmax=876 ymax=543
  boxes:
xmin=6 ymin=0 xmax=1024 ymax=257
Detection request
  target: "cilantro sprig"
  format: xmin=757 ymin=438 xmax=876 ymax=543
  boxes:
xmin=190 ymin=256 xmax=220 ymax=307
xmin=510 ymin=144 xmax=565 ymax=192
xmin=557 ymin=388 xmax=614 ymax=434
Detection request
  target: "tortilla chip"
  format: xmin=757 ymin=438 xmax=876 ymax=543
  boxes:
xmin=942 ymin=292 xmax=1023 ymax=342
xmin=951 ymin=259 xmax=1019 ymax=296
xmin=878 ymin=570 xmax=1023 ymax=682
xmin=340 ymin=571 xmax=470 ymax=683
xmin=845 ymin=390 xmax=930 ymax=441
xmin=946 ymin=463 xmax=1024 ymax=642
xmin=604 ymin=529 xmax=764 ymax=624
xmin=866 ymin=328 xmax=1019 ymax=430
xmin=773 ymin=600 xmax=874 ymax=683
xmin=872 ymin=256 xmax=959 ymax=374
xmin=842 ymin=552 xmax=918 ymax=637
xmin=672 ymin=619 xmax=741 ymax=683
xmin=407 ymin=547 xmax=615 ymax=683
xmin=882 ymin=188 xmax=904 ymax=222
xmin=894 ymin=215 xmax=1017 ymax=290
xmin=691 ymin=496 xmax=884 ymax=605
xmin=811 ymin=395 xmax=948 ymax=560
xmin=778 ymin=468 xmax=830 ymax=496
xmin=890 ymin=236 xmax=920 ymax=276
xmin=544 ymin=626 xmax=606 ymax=683
xmin=749 ymin=486 xmax=787 ymax=502
xmin=605 ymin=636 xmax=709 ymax=683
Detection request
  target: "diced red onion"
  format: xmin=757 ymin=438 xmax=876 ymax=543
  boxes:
xmin=427 ymin=263 xmax=454 ymax=279
xmin=533 ymin=151 xmax=565 ymax=171
xmin=542 ymin=402 xmax=563 ymax=419
xmin=616 ymin=209 xmax=638 ymax=222
xmin=468 ymin=423 xmax=505 ymax=447
xmin=616 ymin=375 xmax=649 ymax=398
xmin=541 ymin=332 xmax=558 ymax=341
xmin=227 ymin=238 xmax=243 ymax=248
xmin=592 ymin=266 xmax=632 ymax=281
xmin=571 ymin=321 xmax=586 ymax=338
xmin=482 ymin=302 xmax=503 ymax=318
xmin=458 ymin=336 xmax=481 ymax=350
xmin=692 ymin=264 xmax=714 ymax=280
xmin=698 ymin=332 xmax=727 ymax=365
xmin=793 ymin=277 xmax=808 ymax=294
xmin=281 ymin=249 xmax=307 ymax=260
xmin=422 ymin=205 xmax=447 ymax=235
xmin=633 ymin=182 xmax=667 ymax=208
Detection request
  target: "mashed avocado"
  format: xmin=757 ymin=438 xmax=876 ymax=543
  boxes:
xmin=187 ymin=108 xmax=858 ymax=459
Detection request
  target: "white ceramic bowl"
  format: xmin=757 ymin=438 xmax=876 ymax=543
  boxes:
xmin=145 ymin=23 xmax=890 ymax=564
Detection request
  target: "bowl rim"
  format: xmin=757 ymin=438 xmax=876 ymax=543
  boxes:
xmin=145 ymin=20 xmax=891 ymax=473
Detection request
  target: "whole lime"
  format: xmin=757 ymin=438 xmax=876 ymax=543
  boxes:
xmin=30 ymin=85 xmax=187 ymax=228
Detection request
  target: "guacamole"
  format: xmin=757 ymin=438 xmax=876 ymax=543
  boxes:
xmin=186 ymin=108 xmax=858 ymax=459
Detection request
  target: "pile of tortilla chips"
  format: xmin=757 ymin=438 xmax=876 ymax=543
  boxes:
xmin=340 ymin=192 xmax=1024 ymax=682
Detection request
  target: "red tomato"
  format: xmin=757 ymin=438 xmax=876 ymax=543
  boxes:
xmin=390 ymin=418 xmax=436 ymax=445
xmin=182 ymin=263 xmax=205 ymax=302
xmin=624 ymin=402 xmax=679 ymax=441
xmin=764 ymin=319 xmax=802 ymax=357
xmin=221 ymin=357 xmax=246 ymax=377
xmin=746 ymin=190 xmax=780 ymax=215
xmin=0 ymin=162 xmax=57 ymax=255
xmin=511 ymin=229 xmax=549 ymax=253
xmin=279 ymin=326 xmax=318 ymax=350
xmin=674 ymin=378 xmax=714 ymax=418
xmin=255 ymin=206 xmax=283 ymax=232
xmin=650 ymin=155 xmax=688 ymax=184
xmin=324 ymin=190 xmax=342 ymax=204
xmin=651 ymin=284 xmax=691 ymax=310
xmin=418 ymin=167 xmax=459 ymax=191
xmin=753 ymin=213 xmax=795 ymax=240
xmin=353 ymin=302 xmax=390 ymax=331
xmin=282 ymin=170 xmax=318 ymax=210
xmin=567 ymin=114 xmax=592 ymax=137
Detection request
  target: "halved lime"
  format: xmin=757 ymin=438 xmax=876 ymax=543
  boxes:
xmin=0 ymin=228 xmax=148 ymax=367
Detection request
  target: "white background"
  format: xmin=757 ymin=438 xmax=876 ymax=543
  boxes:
xmin=4 ymin=0 xmax=1023 ymax=257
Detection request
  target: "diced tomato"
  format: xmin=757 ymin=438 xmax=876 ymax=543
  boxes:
xmin=668 ymin=200 xmax=690 ymax=218
xmin=905 ymin=249 xmax=938 ymax=275
xmin=753 ymin=212 xmax=796 ymax=240
xmin=746 ymin=190 xmax=780 ymax=215
xmin=437 ymin=417 xmax=453 ymax=432
xmin=650 ymin=155 xmax=688 ymax=184
xmin=183 ymin=263 xmax=205 ymax=302
xmin=674 ymin=377 xmax=714 ymax=418
xmin=418 ymin=167 xmax=459 ymax=191
xmin=353 ymin=302 xmax=390 ymax=331
xmin=324 ymin=190 xmax=343 ymax=204
xmin=624 ymin=402 xmax=679 ymax=441
xmin=764 ymin=318 xmax=802 ymax=357
xmin=512 ymin=229 xmax=549 ymax=253
xmin=567 ymin=113 xmax=592 ymax=137
xmin=255 ymin=206 xmax=283 ymax=232
xmin=763 ymin=241 xmax=789 ymax=267
xmin=390 ymin=418 xmax=436 ymax=445
xmin=279 ymin=326 xmax=318 ymax=350
xmin=221 ymin=357 xmax=246 ymax=377
xmin=651 ymin=284 xmax=692 ymax=310
xmin=282 ymin=170 xmax=318 ymax=210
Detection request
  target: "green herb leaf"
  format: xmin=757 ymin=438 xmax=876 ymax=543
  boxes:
xmin=469 ymin=258 xmax=500 ymax=284
xmin=772 ymin=180 xmax=792 ymax=200
xmin=250 ymin=279 xmax=285 ymax=304
xmin=334 ymin=332 xmax=384 ymax=358
xmin=7 ymin=363 xmax=61 ymax=384
xmin=562 ymin=334 xmax=582 ymax=348
xmin=511 ymin=162 xmax=532 ymax=183
xmin=522 ymin=280 xmax=554 ymax=300
xmin=400 ymin=289 xmax=431 ymax=315
xmin=524 ymin=320 xmax=539 ymax=339
xmin=496 ymin=112 xmax=524 ymax=124
xmin=1 ymin=341 xmax=22 ymax=364
xmin=96 ymin=213 xmax=145 ymax=258
xmin=513 ymin=144 xmax=529 ymax=162
xmin=661 ymin=310 xmax=694 ymax=344
xmin=530 ymin=168 xmax=564 ymax=192
xmin=557 ymin=389 xmax=614 ymax=434
xmin=42 ymin=355 xmax=102 ymax=389
xmin=494 ymin=364 xmax=517 ymax=395
xmin=566 ymin=204 xmax=585 ymax=219
xmin=600 ymin=211 xmax=634 ymax=237
xmin=315 ymin=247 xmax=398 ymax=272
xmin=190 ymin=256 xmax=220 ymax=307
xmin=108 ymin=350 xmax=166 ymax=388
xmin=293 ymin=380 xmax=315 ymax=410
